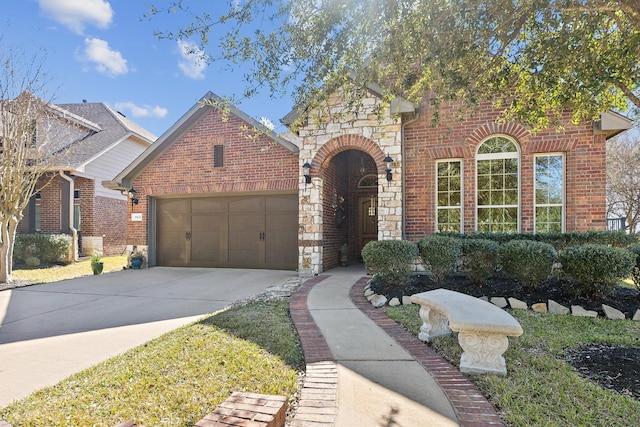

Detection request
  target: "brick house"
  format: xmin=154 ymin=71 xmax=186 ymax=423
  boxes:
xmin=105 ymin=92 xmax=300 ymax=269
xmin=108 ymin=89 xmax=631 ymax=275
xmin=19 ymin=101 xmax=156 ymax=258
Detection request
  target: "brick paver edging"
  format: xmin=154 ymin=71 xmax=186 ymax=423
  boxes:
xmin=289 ymin=275 xmax=338 ymax=426
xmin=349 ymin=277 xmax=505 ymax=427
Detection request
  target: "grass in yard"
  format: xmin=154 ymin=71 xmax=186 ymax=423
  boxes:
xmin=0 ymin=300 xmax=303 ymax=427
xmin=383 ymin=304 xmax=640 ymax=427
xmin=12 ymin=255 xmax=128 ymax=284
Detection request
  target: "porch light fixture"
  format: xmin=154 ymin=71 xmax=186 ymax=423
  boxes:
xmin=303 ymin=161 xmax=312 ymax=184
xmin=128 ymin=187 xmax=139 ymax=209
xmin=384 ymin=155 xmax=394 ymax=182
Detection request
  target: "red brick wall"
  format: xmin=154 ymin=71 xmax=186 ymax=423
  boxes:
xmin=404 ymin=99 xmax=606 ymax=240
xmin=94 ymin=196 xmax=127 ymax=255
xmin=129 ymin=107 xmax=299 ymax=244
xmin=38 ymin=175 xmax=62 ymax=233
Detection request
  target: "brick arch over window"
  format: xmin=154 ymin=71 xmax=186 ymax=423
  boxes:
xmin=466 ymin=122 xmax=531 ymax=150
xmin=311 ymin=135 xmax=387 ymax=175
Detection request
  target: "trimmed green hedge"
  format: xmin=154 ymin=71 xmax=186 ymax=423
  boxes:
xmin=362 ymin=239 xmax=418 ymax=285
xmin=497 ymin=239 xmax=557 ymax=288
xmin=438 ymin=230 xmax=636 ymax=250
xmin=558 ymin=245 xmax=636 ymax=297
xmin=460 ymin=238 xmax=499 ymax=283
xmin=14 ymin=234 xmax=71 ymax=265
xmin=417 ymin=235 xmax=462 ymax=284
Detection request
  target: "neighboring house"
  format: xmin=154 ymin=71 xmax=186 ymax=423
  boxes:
xmin=108 ymin=89 xmax=631 ymax=275
xmin=19 ymin=101 xmax=156 ymax=259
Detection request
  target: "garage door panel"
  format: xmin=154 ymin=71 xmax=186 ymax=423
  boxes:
xmin=191 ymin=214 xmax=227 ymax=265
xmin=265 ymin=212 xmax=297 ymax=267
xmin=156 ymin=195 xmax=296 ymax=269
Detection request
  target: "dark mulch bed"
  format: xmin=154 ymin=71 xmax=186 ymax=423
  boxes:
xmin=369 ymin=273 xmax=640 ymax=401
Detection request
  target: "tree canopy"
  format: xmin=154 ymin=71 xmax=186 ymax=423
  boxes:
xmin=149 ymin=0 xmax=640 ymax=129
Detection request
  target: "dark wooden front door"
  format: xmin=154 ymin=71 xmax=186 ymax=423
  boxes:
xmin=358 ymin=196 xmax=378 ymax=258
xmin=156 ymin=194 xmax=297 ymax=269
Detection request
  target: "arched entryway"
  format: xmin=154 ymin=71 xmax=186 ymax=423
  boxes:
xmin=322 ymin=149 xmax=378 ymax=269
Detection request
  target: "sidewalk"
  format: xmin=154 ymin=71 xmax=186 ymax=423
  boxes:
xmin=289 ymin=265 xmax=504 ymax=427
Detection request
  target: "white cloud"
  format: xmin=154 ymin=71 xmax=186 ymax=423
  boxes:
xmin=84 ymin=37 xmax=128 ymax=77
xmin=39 ymin=0 xmax=113 ymax=34
xmin=177 ymin=40 xmax=207 ymax=80
xmin=115 ymin=101 xmax=168 ymax=119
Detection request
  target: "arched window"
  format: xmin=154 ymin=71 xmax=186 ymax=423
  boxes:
xmin=476 ymin=136 xmax=519 ymax=232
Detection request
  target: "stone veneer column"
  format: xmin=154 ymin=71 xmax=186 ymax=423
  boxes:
xmin=297 ymin=91 xmax=404 ymax=276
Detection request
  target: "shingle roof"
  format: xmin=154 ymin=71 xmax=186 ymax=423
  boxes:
xmin=53 ymin=102 xmax=156 ymax=168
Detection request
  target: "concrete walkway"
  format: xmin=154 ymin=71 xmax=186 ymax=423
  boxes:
xmin=290 ymin=265 xmax=505 ymax=427
xmin=0 ymin=267 xmax=296 ymax=408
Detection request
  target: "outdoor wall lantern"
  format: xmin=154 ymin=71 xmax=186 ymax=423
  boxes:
xmin=128 ymin=187 xmax=139 ymax=209
xmin=384 ymin=155 xmax=394 ymax=182
xmin=303 ymin=161 xmax=312 ymax=184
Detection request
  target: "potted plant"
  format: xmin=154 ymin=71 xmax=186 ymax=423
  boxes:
xmin=129 ymin=249 xmax=145 ymax=269
xmin=90 ymin=251 xmax=104 ymax=275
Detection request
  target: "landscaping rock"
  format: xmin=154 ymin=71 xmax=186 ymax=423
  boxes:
xmin=634 ymin=309 xmax=640 ymax=321
xmin=364 ymin=288 xmax=375 ymax=297
xmin=571 ymin=305 xmax=598 ymax=318
xmin=490 ymin=297 xmax=508 ymax=308
xmin=479 ymin=296 xmax=489 ymax=302
xmin=548 ymin=300 xmax=570 ymax=315
xmin=602 ymin=304 xmax=626 ymax=320
xmin=366 ymin=292 xmax=376 ymax=301
xmin=532 ymin=303 xmax=547 ymax=313
xmin=389 ymin=297 xmax=401 ymax=307
xmin=370 ymin=294 xmax=388 ymax=308
xmin=402 ymin=296 xmax=413 ymax=305
xmin=508 ymin=298 xmax=528 ymax=310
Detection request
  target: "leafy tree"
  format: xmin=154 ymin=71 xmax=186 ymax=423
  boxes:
xmin=148 ymin=0 xmax=640 ymax=129
xmin=607 ymin=124 xmax=640 ymax=234
xmin=0 ymin=43 xmax=70 ymax=283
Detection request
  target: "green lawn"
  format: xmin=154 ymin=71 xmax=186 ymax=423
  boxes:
xmin=12 ymin=255 xmax=129 ymax=284
xmin=0 ymin=300 xmax=303 ymax=427
xmin=384 ymin=304 xmax=640 ymax=426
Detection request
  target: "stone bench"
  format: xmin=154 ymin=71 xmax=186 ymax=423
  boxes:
xmin=410 ymin=289 xmax=523 ymax=375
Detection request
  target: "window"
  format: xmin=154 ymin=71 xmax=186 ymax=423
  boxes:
xmin=35 ymin=192 xmax=41 ymax=232
xmin=214 ymin=145 xmax=224 ymax=167
xmin=535 ymin=154 xmax=564 ymax=233
xmin=436 ymin=160 xmax=463 ymax=232
xmin=476 ymin=136 xmax=519 ymax=232
xmin=74 ymin=190 xmax=81 ymax=231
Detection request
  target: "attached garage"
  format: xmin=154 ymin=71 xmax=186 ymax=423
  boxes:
xmin=104 ymin=92 xmax=301 ymax=272
xmin=153 ymin=194 xmax=298 ymax=270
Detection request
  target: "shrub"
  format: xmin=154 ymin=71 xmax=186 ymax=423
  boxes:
xmin=361 ymin=240 xmax=418 ymax=285
xmin=497 ymin=239 xmax=557 ymax=288
xmin=558 ymin=244 xmax=636 ymax=297
xmin=627 ymin=244 xmax=640 ymax=292
xmin=417 ymin=235 xmax=462 ymax=283
xmin=14 ymin=234 xmax=71 ymax=264
xmin=460 ymin=239 xmax=499 ymax=283
xmin=25 ymin=256 xmax=41 ymax=268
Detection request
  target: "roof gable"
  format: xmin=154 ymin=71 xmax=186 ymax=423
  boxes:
xmin=105 ymin=91 xmax=299 ymax=190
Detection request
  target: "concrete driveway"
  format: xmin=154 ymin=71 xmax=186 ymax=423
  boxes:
xmin=0 ymin=267 xmax=297 ymax=408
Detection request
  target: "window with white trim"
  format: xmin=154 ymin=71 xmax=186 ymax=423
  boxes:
xmin=436 ymin=160 xmax=463 ymax=232
xmin=476 ymin=136 xmax=519 ymax=232
xmin=535 ymin=154 xmax=564 ymax=233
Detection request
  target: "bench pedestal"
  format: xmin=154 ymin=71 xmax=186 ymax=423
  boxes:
xmin=458 ymin=331 xmax=510 ymax=375
xmin=418 ymin=306 xmax=452 ymax=341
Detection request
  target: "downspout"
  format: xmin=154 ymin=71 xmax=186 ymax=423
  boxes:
xmin=59 ymin=171 xmax=79 ymax=262
xmin=401 ymin=109 xmax=420 ymax=240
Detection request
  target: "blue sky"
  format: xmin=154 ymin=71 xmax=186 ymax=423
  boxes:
xmin=3 ymin=0 xmax=293 ymax=137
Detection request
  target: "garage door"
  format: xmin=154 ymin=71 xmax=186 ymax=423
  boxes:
xmin=156 ymin=194 xmax=298 ymax=270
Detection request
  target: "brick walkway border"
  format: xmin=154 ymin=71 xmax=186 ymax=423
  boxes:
xmin=289 ymin=273 xmax=505 ymax=427
xmin=349 ymin=276 xmax=505 ymax=427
